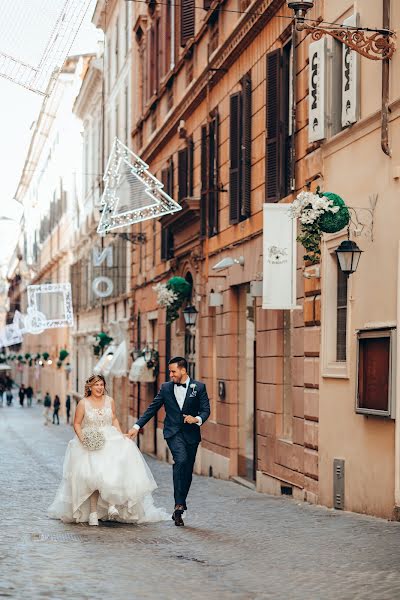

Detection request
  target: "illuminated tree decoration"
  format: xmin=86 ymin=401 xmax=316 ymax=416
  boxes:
xmin=97 ymin=138 xmax=182 ymax=234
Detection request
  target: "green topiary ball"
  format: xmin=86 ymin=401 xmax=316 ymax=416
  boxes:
xmin=318 ymin=192 xmax=350 ymax=234
xmin=167 ymin=276 xmax=192 ymax=298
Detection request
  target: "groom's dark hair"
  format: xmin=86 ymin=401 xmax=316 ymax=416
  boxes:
xmin=169 ymin=356 xmax=188 ymax=370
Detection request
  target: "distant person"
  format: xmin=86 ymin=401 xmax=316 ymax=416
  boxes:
xmin=36 ymin=390 xmax=42 ymax=404
xmin=0 ymin=383 xmax=4 ymax=407
xmin=6 ymin=389 xmax=13 ymax=406
xmin=43 ymin=392 xmax=51 ymax=425
xmin=26 ymin=385 xmax=33 ymax=407
xmin=53 ymin=395 xmax=61 ymax=425
xmin=65 ymin=395 xmax=71 ymax=424
xmin=18 ymin=384 xmax=26 ymax=407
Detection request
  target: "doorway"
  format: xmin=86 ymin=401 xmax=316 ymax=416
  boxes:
xmin=237 ymin=284 xmax=257 ymax=481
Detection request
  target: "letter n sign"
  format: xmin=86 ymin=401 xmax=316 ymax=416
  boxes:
xmin=341 ymin=14 xmax=359 ymax=127
xmin=92 ymin=246 xmax=114 ymax=298
xmin=308 ymin=38 xmax=326 ymax=143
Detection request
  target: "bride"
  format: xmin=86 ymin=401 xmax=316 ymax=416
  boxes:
xmin=48 ymin=374 xmax=169 ymax=526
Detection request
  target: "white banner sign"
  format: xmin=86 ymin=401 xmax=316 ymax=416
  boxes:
xmin=308 ymin=38 xmax=326 ymax=142
xmin=262 ymin=204 xmax=298 ymax=310
xmin=342 ymin=13 xmax=360 ymax=127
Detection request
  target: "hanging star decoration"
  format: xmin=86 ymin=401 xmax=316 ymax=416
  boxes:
xmin=97 ymin=138 xmax=182 ymax=235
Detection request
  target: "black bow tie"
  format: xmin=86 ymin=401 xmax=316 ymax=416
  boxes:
xmin=176 ymin=383 xmax=187 ymax=388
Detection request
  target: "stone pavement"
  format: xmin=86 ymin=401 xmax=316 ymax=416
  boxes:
xmin=1 ymin=402 xmax=400 ymax=600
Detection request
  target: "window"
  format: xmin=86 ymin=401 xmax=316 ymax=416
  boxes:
xmin=336 ymin=265 xmax=348 ymax=361
xmin=180 ymin=0 xmax=195 ymax=47
xmin=229 ymin=73 xmax=251 ymax=224
xmin=177 ymin=139 xmax=194 ymax=201
xmin=160 ymin=158 xmax=174 ymax=260
xmin=265 ymin=43 xmax=292 ymax=202
xmin=161 ymin=0 xmax=172 ymax=76
xmin=356 ymin=328 xmax=395 ymax=418
xmin=201 ymin=112 xmax=219 ymax=237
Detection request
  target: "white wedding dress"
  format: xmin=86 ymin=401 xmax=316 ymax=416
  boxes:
xmin=48 ymin=396 xmax=169 ymax=524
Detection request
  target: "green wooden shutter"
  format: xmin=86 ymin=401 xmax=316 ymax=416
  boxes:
xmin=180 ymin=0 xmax=195 ymax=47
xmin=266 ymin=49 xmax=282 ymax=202
xmin=229 ymin=92 xmax=242 ymax=224
xmin=200 ymin=125 xmax=207 ymax=238
xmin=241 ymin=73 xmax=251 ymax=218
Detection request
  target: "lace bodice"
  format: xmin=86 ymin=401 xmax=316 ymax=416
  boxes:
xmin=83 ymin=396 xmax=113 ymax=428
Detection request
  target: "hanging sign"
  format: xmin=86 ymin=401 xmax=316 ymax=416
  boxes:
xmin=262 ymin=204 xmax=298 ymax=310
xmin=308 ymin=38 xmax=326 ymax=143
xmin=342 ymin=13 xmax=360 ymax=127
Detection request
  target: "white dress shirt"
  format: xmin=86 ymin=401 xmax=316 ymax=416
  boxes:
xmin=133 ymin=377 xmax=202 ymax=430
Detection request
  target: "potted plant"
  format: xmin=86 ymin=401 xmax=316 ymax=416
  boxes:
xmin=153 ymin=276 xmax=192 ymax=324
xmin=289 ymin=189 xmax=350 ymax=264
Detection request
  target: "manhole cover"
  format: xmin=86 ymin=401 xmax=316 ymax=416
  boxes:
xmin=31 ymin=533 xmax=87 ymax=542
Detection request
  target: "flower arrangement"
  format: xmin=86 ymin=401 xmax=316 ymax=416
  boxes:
xmin=93 ymin=332 xmax=113 ymax=357
xmin=289 ymin=190 xmax=350 ymax=264
xmin=154 ymin=276 xmax=192 ymax=324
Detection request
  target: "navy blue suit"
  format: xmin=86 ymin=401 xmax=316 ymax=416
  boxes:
xmin=136 ymin=380 xmax=210 ymax=506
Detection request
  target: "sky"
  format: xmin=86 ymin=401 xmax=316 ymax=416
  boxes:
xmin=0 ymin=0 xmax=99 ymax=270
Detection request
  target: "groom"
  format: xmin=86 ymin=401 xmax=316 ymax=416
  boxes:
xmin=128 ymin=356 xmax=210 ymax=526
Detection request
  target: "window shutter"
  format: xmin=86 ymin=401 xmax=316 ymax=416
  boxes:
xmin=200 ymin=125 xmax=207 ymax=238
xmin=266 ymin=49 xmax=282 ymax=202
xmin=167 ymin=156 xmax=174 ymax=197
xmin=180 ymin=0 xmax=195 ymax=47
xmin=208 ymin=112 xmax=219 ymax=236
xmin=241 ymin=73 xmax=251 ymax=218
xmin=229 ymin=92 xmax=242 ymax=224
xmin=178 ymin=147 xmax=188 ymax=201
xmin=188 ymin=137 xmax=194 ymax=196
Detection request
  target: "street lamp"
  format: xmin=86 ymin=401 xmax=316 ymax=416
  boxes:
xmin=286 ymin=1 xmax=314 ymax=23
xmin=335 ymin=240 xmax=363 ymax=276
xmin=286 ymin=0 xmax=396 ymax=61
xmin=143 ymin=345 xmax=152 ymax=363
xmin=183 ymin=305 xmax=198 ymax=328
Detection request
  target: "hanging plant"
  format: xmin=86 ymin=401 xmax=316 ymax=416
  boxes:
xmin=289 ymin=190 xmax=350 ymax=264
xmin=93 ymin=332 xmax=113 ymax=357
xmin=154 ymin=277 xmax=192 ymax=324
xmin=24 ymin=353 xmax=31 ymax=360
xmin=42 ymin=352 xmax=50 ymax=361
xmin=29 ymin=359 xmax=33 ymax=367
xmin=57 ymin=360 xmax=63 ymax=369
xmin=35 ymin=353 xmax=41 ymax=360
xmin=58 ymin=349 xmax=69 ymax=362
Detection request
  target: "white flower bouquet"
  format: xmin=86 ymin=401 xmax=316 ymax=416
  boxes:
xmin=82 ymin=427 xmax=106 ymax=451
xmin=153 ymin=283 xmax=178 ymax=308
xmin=289 ymin=190 xmax=350 ymax=264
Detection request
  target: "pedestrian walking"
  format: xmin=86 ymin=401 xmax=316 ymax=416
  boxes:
xmin=36 ymin=390 xmax=42 ymax=404
xmin=65 ymin=395 xmax=71 ymax=424
xmin=128 ymin=356 xmax=211 ymax=526
xmin=0 ymin=383 xmax=4 ymax=407
xmin=53 ymin=395 xmax=61 ymax=425
xmin=26 ymin=385 xmax=33 ymax=407
xmin=18 ymin=384 xmax=26 ymax=407
xmin=6 ymin=389 xmax=13 ymax=406
xmin=43 ymin=392 xmax=51 ymax=425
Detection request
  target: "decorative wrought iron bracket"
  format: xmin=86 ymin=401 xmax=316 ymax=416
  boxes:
xmin=348 ymin=194 xmax=379 ymax=242
xmin=297 ymin=22 xmax=396 ymax=60
xmin=111 ymin=232 xmax=147 ymax=244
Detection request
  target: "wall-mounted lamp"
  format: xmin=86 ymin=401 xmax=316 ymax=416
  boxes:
xmin=183 ymin=305 xmax=198 ymax=327
xmin=335 ymin=240 xmax=363 ymax=275
xmin=143 ymin=345 xmax=152 ymax=363
xmin=212 ymin=256 xmax=245 ymax=271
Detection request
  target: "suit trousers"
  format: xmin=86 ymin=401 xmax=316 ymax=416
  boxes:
xmin=166 ymin=432 xmax=199 ymax=507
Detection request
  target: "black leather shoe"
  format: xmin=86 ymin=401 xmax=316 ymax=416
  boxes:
xmin=172 ymin=509 xmax=184 ymax=526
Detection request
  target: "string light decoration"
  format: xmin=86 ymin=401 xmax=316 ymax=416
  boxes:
xmin=27 ymin=283 xmax=74 ymax=329
xmin=97 ymin=138 xmax=181 ymax=235
xmin=0 ymin=0 xmax=92 ymax=95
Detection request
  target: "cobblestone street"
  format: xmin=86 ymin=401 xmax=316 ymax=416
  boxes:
xmin=1 ymin=402 xmax=400 ymax=600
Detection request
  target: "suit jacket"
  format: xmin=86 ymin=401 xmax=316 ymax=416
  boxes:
xmin=136 ymin=380 xmax=210 ymax=444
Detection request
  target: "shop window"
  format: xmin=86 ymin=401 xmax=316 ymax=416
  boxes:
xmin=356 ymin=328 xmax=395 ymax=418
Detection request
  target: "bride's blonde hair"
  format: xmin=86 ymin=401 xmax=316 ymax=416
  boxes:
xmin=84 ymin=374 xmax=107 ymax=397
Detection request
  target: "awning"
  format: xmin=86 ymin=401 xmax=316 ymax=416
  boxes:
xmin=0 ymin=363 xmax=11 ymax=370
xmin=128 ymin=356 xmax=156 ymax=383
xmin=93 ymin=341 xmax=128 ymax=378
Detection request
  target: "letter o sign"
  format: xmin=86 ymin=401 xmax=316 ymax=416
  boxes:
xmin=92 ymin=276 xmax=114 ymax=298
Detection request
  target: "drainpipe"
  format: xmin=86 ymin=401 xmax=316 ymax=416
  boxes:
xmin=381 ymin=0 xmax=391 ymax=156
xmin=395 ymin=242 xmax=400 ymax=516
